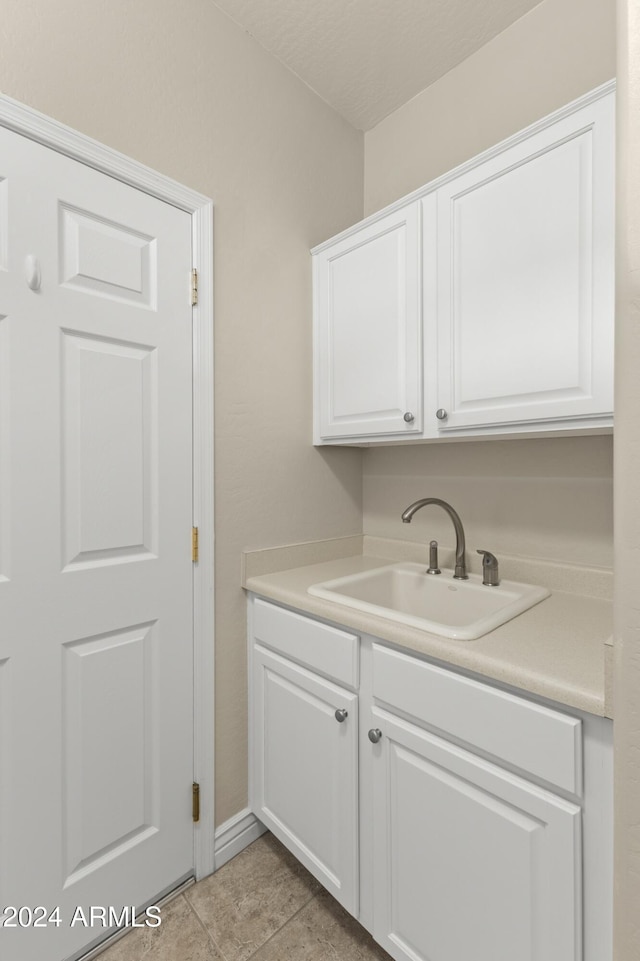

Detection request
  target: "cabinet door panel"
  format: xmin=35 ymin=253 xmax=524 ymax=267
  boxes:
xmin=435 ymin=93 xmax=613 ymax=430
xmin=252 ymin=646 xmax=359 ymax=913
xmin=314 ymin=205 xmax=422 ymax=440
xmin=371 ymin=710 xmax=581 ymax=961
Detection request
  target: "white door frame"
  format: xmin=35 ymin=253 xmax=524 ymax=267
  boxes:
xmin=0 ymin=95 xmax=216 ymax=880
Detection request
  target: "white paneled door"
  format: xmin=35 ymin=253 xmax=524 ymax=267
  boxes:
xmin=0 ymin=126 xmax=194 ymax=961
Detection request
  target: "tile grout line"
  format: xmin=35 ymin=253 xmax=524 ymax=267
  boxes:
xmin=179 ymin=835 xmax=322 ymax=961
xmin=240 ymin=890 xmax=321 ymax=960
xmin=183 ymin=889 xmax=231 ymax=961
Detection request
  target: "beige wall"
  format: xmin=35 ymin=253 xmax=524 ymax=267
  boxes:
xmin=614 ymin=3 xmax=640 ymax=956
xmin=0 ymin=0 xmax=364 ymax=825
xmin=364 ymin=437 xmax=613 ymax=568
xmin=362 ymin=0 xmax=616 ymax=573
xmin=364 ymin=0 xmax=616 ymax=214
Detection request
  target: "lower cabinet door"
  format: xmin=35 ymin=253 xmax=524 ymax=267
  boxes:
xmin=252 ymin=645 xmax=359 ymax=913
xmin=369 ymin=709 xmax=581 ymax=961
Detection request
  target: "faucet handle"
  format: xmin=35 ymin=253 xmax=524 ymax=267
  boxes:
xmin=477 ymin=549 xmax=500 ymax=587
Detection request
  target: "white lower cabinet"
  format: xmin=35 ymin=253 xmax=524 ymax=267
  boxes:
xmin=251 ymin=644 xmax=359 ymax=914
xmin=370 ymin=708 xmax=580 ymax=961
xmin=248 ymin=596 xmax=612 ymax=961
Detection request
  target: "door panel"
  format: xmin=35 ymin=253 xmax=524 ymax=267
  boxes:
xmin=0 ymin=314 xmax=9 ymax=583
xmin=62 ymin=622 xmax=158 ymax=886
xmin=59 ymin=203 xmax=157 ymax=308
xmin=0 ymin=178 xmax=7 ymax=269
xmin=0 ymin=656 xmax=9 ymax=918
xmin=60 ymin=330 xmax=157 ymax=567
xmin=0 ymin=124 xmax=194 ymax=961
xmin=450 ymin=137 xmax=586 ymax=402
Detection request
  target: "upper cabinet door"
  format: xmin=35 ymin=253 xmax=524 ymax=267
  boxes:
xmin=434 ymin=91 xmax=614 ymax=432
xmin=314 ymin=204 xmax=422 ymax=441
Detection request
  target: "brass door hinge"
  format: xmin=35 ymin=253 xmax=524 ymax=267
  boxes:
xmin=190 ymin=268 xmax=198 ymax=306
xmin=192 ymin=526 xmax=199 ymax=563
xmin=192 ymin=782 xmax=200 ymax=823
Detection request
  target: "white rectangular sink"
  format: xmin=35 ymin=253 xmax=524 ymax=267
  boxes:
xmin=308 ymin=562 xmax=550 ymax=640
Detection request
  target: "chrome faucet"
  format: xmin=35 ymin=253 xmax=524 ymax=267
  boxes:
xmin=401 ymin=498 xmax=468 ymax=579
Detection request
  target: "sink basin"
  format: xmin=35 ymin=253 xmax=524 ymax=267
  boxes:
xmin=308 ymin=562 xmax=550 ymax=640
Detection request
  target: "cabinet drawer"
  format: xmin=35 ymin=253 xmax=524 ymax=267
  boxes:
xmin=372 ymin=644 xmax=581 ymax=794
xmin=252 ymin=598 xmax=358 ymax=688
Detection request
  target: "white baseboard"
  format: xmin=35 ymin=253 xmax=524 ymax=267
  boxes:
xmin=214 ymin=808 xmax=267 ymax=870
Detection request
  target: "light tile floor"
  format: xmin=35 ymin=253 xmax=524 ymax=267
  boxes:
xmin=98 ymin=833 xmax=393 ymax=961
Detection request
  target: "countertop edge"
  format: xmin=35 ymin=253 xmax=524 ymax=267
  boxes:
xmin=244 ymin=555 xmax=611 ymax=720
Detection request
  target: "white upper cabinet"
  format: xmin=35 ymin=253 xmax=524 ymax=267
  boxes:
xmin=312 ymin=82 xmax=615 ymax=444
xmin=313 ymin=204 xmax=422 ymax=441
xmin=434 ymin=91 xmax=614 ymax=433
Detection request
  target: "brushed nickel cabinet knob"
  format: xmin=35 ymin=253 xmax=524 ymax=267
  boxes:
xmin=334 ymin=708 xmax=348 ymax=723
xmin=436 ymin=408 xmax=448 ymax=420
xmin=368 ymin=728 xmax=382 ymax=743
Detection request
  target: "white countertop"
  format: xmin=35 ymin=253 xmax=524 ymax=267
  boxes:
xmin=243 ymin=539 xmax=613 ymax=718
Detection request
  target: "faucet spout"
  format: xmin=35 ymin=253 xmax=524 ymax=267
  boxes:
xmin=401 ymin=498 xmax=468 ymax=580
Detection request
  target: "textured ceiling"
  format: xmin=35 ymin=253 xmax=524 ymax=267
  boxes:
xmin=212 ymin=0 xmax=545 ymax=130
